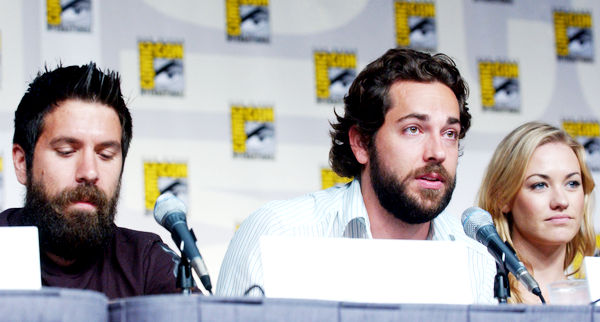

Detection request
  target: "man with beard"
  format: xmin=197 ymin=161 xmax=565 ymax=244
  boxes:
xmin=216 ymin=48 xmax=496 ymax=302
xmin=0 ymin=63 xmax=179 ymax=299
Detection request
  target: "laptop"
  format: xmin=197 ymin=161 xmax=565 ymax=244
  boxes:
xmin=260 ymin=236 xmax=473 ymax=304
xmin=0 ymin=226 xmax=42 ymax=290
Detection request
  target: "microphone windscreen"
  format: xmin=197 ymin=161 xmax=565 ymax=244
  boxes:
xmin=461 ymin=207 xmax=493 ymax=239
xmin=153 ymin=192 xmax=187 ymax=225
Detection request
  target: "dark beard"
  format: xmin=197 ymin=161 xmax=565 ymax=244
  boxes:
xmin=21 ymin=178 xmax=119 ymax=261
xmin=369 ymin=144 xmax=456 ymax=225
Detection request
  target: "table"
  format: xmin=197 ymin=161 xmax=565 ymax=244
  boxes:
xmin=1 ymin=289 xmax=597 ymax=321
xmin=0 ymin=288 xmax=107 ymax=321
xmin=109 ymin=295 xmax=598 ymax=322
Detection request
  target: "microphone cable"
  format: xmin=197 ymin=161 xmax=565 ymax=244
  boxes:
xmin=533 ymin=288 xmax=546 ymax=304
xmin=243 ymin=284 xmax=265 ymax=296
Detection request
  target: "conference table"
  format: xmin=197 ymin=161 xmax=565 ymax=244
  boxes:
xmin=1 ymin=288 xmax=598 ymax=321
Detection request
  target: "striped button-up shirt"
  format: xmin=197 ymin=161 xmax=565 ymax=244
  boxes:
xmin=216 ymin=179 xmax=496 ymax=303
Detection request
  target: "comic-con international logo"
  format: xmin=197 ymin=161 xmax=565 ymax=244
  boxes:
xmin=395 ymin=1 xmax=436 ymax=51
xmin=321 ymin=168 xmax=352 ymax=190
xmin=554 ymin=10 xmax=594 ymax=62
xmin=226 ymin=0 xmax=269 ymax=43
xmin=144 ymin=162 xmax=188 ymax=214
xmin=231 ymin=106 xmax=275 ymax=159
xmin=47 ymin=0 xmax=91 ymax=32
xmin=478 ymin=60 xmax=520 ymax=112
xmin=314 ymin=51 xmax=356 ymax=104
xmin=563 ymin=120 xmax=600 ymax=172
xmin=139 ymin=41 xmax=184 ymax=96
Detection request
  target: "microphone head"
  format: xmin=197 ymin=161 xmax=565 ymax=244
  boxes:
xmin=461 ymin=206 xmax=494 ymax=240
xmin=153 ymin=192 xmax=187 ymax=226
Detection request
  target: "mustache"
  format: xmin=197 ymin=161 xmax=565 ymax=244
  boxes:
xmin=408 ymin=164 xmax=451 ymax=183
xmin=51 ymin=184 xmax=109 ymax=210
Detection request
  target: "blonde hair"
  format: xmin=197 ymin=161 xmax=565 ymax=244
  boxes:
xmin=477 ymin=121 xmax=596 ymax=303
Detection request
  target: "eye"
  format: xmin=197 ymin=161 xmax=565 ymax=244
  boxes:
xmin=100 ymin=153 xmax=116 ymax=161
xmin=566 ymin=180 xmax=581 ymax=189
xmin=529 ymin=182 xmax=547 ymax=190
xmin=56 ymin=149 xmax=74 ymax=156
xmin=404 ymin=126 xmax=419 ymax=135
xmin=98 ymin=149 xmax=118 ymax=160
xmin=443 ymin=129 xmax=458 ymax=140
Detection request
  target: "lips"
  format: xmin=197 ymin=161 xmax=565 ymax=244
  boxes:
xmin=411 ymin=164 xmax=450 ymax=190
xmin=68 ymin=197 xmax=98 ymax=211
xmin=415 ymin=172 xmax=447 ymax=190
xmin=545 ymin=215 xmax=572 ymax=224
xmin=417 ymin=172 xmax=445 ymax=183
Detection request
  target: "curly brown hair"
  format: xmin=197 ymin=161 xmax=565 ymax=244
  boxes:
xmin=329 ymin=48 xmax=471 ymax=178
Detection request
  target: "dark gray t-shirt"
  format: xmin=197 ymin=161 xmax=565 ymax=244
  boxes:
xmin=0 ymin=208 xmax=179 ymax=299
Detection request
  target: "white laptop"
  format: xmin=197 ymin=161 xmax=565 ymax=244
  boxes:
xmin=0 ymin=226 xmax=42 ymax=290
xmin=260 ymin=236 xmax=473 ymax=304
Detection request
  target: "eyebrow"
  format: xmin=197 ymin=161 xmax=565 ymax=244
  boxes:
xmin=526 ymin=172 xmax=581 ymax=180
xmin=49 ymin=137 xmax=81 ymax=146
xmin=49 ymin=136 xmax=121 ymax=151
xmin=397 ymin=113 xmax=460 ymax=125
xmin=97 ymin=141 xmax=122 ymax=151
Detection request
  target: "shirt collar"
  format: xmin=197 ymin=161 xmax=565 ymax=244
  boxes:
xmin=340 ymin=179 xmax=372 ymax=238
xmin=430 ymin=211 xmax=457 ymax=241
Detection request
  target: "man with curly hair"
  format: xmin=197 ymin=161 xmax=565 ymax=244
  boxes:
xmin=217 ymin=49 xmax=495 ymax=303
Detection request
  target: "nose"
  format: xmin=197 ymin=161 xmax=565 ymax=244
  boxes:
xmin=423 ymin=134 xmax=446 ymax=164
xmin=550 ymin=187 xmax=569 ymax=210
xmin=76 ymin=149 xmax=99 ymax=185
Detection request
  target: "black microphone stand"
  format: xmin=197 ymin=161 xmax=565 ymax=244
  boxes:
xmin=494 ymin=261 xmax=510 ymax=304
xmin=177 ymin=253 xmax=196 ymax=294
xmin=172 ymin=232 xmax=196 ymax=295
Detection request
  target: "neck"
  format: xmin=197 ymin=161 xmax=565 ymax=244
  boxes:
xmin=359 ymin=173 xmax=431 ymax=240
xmin=512 ymin=229 xmax=567 ymax=303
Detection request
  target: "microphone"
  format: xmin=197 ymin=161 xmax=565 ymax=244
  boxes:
xmin=461 ymin=207 xmax=542 ymax=297
xmin=154 ymin=192 xmax=212 ymax=293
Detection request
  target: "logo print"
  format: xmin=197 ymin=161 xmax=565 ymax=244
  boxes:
xmin=554 ymin=10 xmax=594 ymax=62
xmin=139 ymin=41 xmax=185 ymax=96
xmin=144 ymin=162 xmax=189 ymax=214
xmin=231 ymin=106 xmax=275 ymax=159
xmin=479 ymin=60 xmax=520 ymax=112
xmin=314 ymin=51 xmax=357 ymax=104
xmin=226 ymin=0 xmax=270 ymax=43
xmin=395 ymin=1 xmax=436 ymax=51
xmin=47 ymin=0 xmax=92 ymax=32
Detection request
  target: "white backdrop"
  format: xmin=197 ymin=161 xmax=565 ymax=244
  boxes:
xmin=0 ymin=0 xmax=599 ymax=284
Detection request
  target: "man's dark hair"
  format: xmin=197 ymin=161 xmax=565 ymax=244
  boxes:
xmin=329 ymin=48 xmax=471 ymax=178
xmin=13 ymin=62 xmax=132 ymax=170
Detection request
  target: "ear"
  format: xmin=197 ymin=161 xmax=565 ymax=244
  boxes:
xmin=12 ymin=144 xmax=28 ymax=185
xmin=349 ymin=125 xmax=369 ymax=165
xmin=501 ymin=203 xmax=511 ymax=214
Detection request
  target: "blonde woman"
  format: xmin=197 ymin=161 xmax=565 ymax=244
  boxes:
xmin=477 ymin=122 xmax=595 ymax=304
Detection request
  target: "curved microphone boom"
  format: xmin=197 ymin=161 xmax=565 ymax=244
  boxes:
xmin=461 ymin=207 xmax=543 ymax=300
xmin=154 ymin=192 xmax=212 ymax=293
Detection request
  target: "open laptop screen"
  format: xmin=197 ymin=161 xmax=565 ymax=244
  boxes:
xmin=0 ymin=226 xmax=42 ymax=290
xmin=261 ymin=236 xmax=473 ymax=304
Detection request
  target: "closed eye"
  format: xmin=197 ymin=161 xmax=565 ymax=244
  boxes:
xmin=96 ymin=142 xmax=121 ymax=161
xmin=56 ymin=149 xmax=74 ymax=156
xmin=98 ymin=149 xmax=118 ymax=161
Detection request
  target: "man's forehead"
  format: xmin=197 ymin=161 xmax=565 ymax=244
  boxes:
xmin=38 ymin=100 xmax=122 ymax=141
xmin=388 ymin=81 xmax=460 ymax=121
